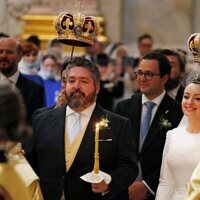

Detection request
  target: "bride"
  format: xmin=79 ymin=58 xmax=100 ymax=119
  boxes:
xmin=156 ymin=74 xmax=200 ymax=200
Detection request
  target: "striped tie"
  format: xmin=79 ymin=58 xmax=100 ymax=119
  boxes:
xmin=68 ymin=112 xmax=81 ymax=143
xmin=140 ymin=101 xmax=156 ymax=148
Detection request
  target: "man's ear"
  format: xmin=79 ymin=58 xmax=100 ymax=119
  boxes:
xmin=162 ymin=74 xmax=170 ymax=85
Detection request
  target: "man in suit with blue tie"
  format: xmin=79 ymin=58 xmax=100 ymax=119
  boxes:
xmin=26 ymin=57 xmax=138 ymax=200
xmin=115 ymin=52 xmax=183 ymax=200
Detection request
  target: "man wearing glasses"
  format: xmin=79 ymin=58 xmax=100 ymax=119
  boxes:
xmin=115 ymin=52 xmax=183 ymax=200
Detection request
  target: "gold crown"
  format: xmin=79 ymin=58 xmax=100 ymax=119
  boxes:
xmin=188 ymin=33 xmax=200 ymax=63
xmin=53 ymin=7 xmax=99 ymax=47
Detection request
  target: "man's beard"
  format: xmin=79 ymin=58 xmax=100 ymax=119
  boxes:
xmin=165 ymin=77 xmax=180 ymax=91
xmin=66 ymin=89 xmax=97 ymax=110
xmin=0 ymin=59 xmax=16 ymax=76
xmin=0 ymin=67 xmax=15 ymax=76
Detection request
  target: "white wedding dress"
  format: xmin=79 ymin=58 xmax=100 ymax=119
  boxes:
xmin=156 ymin=127 xmax=200 ymax=200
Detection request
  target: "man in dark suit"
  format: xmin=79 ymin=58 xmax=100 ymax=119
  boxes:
xmin=115 ymin=52 xmax=183 ymax=200
xmin=16 ymin=73 xmax=45 ymax=124
xmin=133 ymin=34 xmax=154 ymax=68
xmin=0 ymin=37 xmax=44 ymax=124
xmin=26 ymin=57 xmax=138 ymax=200
xmin=160 ymin=49 xmax=186 ymax=103
xmin=96 ymin=53 xmax=124 ymax=111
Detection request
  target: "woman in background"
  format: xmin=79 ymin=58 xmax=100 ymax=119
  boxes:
xmin=38 ymin=54 xmax=61 ymax=106
xmin=18 ymin=41 xmax=44 ymax=86
xmin=156 ymin=74 xmax=200 ymax=200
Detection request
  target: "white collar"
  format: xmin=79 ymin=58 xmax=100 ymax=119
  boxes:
xmin=66 ymin=102 xmax=96 ymax=117
xmin=0 ymin=70 xmax=20 ymax=84
xmin=167 ymin=85 xmax=181 ymax=99
xmin=142 ymin=90 xmax=166 ymax=106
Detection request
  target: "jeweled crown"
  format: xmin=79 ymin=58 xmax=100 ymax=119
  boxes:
xmin=53 ymin=4 xmax=99 ymax=47
xmin=188 ymin=33 xmax=200 ymax=62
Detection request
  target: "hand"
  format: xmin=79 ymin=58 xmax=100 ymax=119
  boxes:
xmin=128 ymin=181 xmax=149 ymax=200
xmin=56 ymin=89 xmax=66 ymax=108
xmin=91 ymin=180 xmax=110 ymax=193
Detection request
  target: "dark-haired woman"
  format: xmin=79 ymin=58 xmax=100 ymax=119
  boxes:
xmin=156 ymin=74 xmax=200 ymax=200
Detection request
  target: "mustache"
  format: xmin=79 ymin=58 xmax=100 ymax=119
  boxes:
xmin=70 ymin=89 xmax=85 ymax=97
xmin=0 ymin=58 xmax=9 ymax=63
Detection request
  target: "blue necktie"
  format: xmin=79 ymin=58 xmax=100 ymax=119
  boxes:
xmin=140 ymin=101 xmax=156 ymax=147
xmin=69 ymin=112 xmax=81 ymax=143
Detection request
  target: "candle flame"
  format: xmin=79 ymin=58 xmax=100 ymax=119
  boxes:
xmin=96 ymin=123 xmax=99 ymax=128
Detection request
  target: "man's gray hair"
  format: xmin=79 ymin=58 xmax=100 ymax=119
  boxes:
xmin=62 ymin=57 xmax=100 ymax=83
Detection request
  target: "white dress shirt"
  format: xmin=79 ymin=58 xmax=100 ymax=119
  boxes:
xmin=141 ymin=90 xmax=166 ymax=125
xmin=139 ymin=90 xmax=166 ymax=195
xmin=66 ymin=102 xmax=96 ymax=135
xmin=167 ymin=85 xmax=181 ymax=100
xmin=64 ymin=103 xmax=96 ymax=171
xmin=0 ymin=70 xmax=20 ymax=85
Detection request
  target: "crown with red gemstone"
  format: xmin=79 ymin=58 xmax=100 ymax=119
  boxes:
xmin=53 ymin=4 xmax=99 ymax=47
xmin=188 ymin=33 xmax=200 ymax=63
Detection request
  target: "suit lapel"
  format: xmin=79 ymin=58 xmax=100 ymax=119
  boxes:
xmin=16 ymin=73 xmax=26 ymax=92
xmin=131 ymin=95 xmax=142 ymax=153
xmin=49 ymin=105 xmax=66 ymax=170
xmin=176 ymin=85 xmax=184 ymax=102
xmin=141 ymin=94 xmax=170 ymax=152
xmin=68 ymin=105 xmax=105 ymax=172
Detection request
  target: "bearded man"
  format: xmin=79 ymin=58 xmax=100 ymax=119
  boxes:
xmin=160 ymin=49 xmax=186 ymax=103
xmin=25 ymin=57 xmax=138 ymax=200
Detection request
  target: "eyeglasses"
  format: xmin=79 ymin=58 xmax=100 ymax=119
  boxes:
xmin=135 ymin=71 xmax=160 ymax=80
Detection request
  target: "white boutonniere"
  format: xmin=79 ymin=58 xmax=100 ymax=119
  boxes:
xmin=159 ymin=110 xmax=172 ymax=129
xmin=99 ymin=116 xmax=110 ymax=130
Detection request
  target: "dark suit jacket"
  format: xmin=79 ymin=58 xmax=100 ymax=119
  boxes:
xmin=97 ymin=80 xmax=124 ymax=111
xmin=175 ymin=85 xmax=184 ymax=103
xmin=33 ymin=106 xmax=55 ymax=116
xmin=16 ymin=73 xmax=45 ymax=124
xmin=25 ymin=104 xmax=138 ymax=200
xmin=115 ymin=93 xmax=183 ymax=198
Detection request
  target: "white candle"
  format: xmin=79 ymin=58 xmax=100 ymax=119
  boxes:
xmin=94 ymin=123 xmax=99 ymax=173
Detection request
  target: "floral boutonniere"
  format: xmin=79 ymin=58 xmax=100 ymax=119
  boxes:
xmin=99 ymin=116 xmax=111 ymax=130
xmin=159 ymin=110 xmax=172 ymax=129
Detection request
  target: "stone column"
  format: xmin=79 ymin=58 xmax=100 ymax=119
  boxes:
xmin=99 ymin=0 xmax=122 ymax=42
xmin=122 ymin=0 xmax=192 ymax=48
xmin=192 ymin=0 xmax=200 ymax=33
xmin=0 ymin=0 xmax=8 ymax=34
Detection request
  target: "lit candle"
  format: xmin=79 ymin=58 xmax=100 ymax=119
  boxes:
xmin=93 ymin=123 xmax=99 ymax=174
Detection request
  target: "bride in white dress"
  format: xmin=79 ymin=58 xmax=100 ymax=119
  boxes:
xmin=156 ymin=74 xmax=200 ymax=200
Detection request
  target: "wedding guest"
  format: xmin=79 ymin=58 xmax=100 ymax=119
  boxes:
xmin=18 ymin=41 xmax=44 ymax=86
xmin=133 ymin=34 xmax=154 ymax=68
xmin=115 ymin=52 xmax=183 ymax=200
xmin=33 ymin=60 xmax=68 ymax=115
xmin=83 ymin=38 xmax=103 ymax=62
xmin=26 ymin=57 xmax=138 ymax=200
xmin=27 ymin=35 xmax=41 ymax=50
xmin=156 ymin=73 xmax=200 ymax=200
xmin=0 ymin=37 xmax=45 ymax=124
xmin=38 ymin=54 xmax=61 ymax=106
xmin=97 ymin=53 xmax=124 ymax=111
xmin=160 ymin=49 xmax=186 ymax=103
